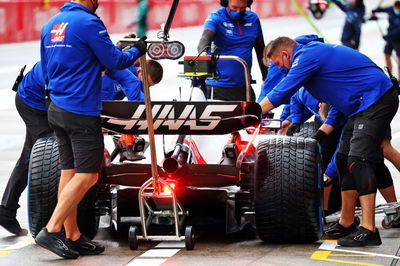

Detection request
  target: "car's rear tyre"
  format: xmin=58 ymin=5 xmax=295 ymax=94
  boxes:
xmin=255 ymin=136 xmax=323 ymax=243
xmin=293 ymin=121 xmax=315 ymax=138
xmin=28 ymin=137 xmax=99 ymax=239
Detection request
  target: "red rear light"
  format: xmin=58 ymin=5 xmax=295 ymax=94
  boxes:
xmin=160 ymin=182 xmax=175 ymax=196
xmin=319 ymin=3 xmax=327 ymax=9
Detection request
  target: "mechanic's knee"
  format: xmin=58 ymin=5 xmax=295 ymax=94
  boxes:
xmin=77 ymin=173 xmax=99 ymax=188
xmin=348 ymin=156 xmax=377 ymax=196
xmin=336 ymin=153 xmax=356 ymax=191
xmin=375 ymin=163 xmax=393 ymax=189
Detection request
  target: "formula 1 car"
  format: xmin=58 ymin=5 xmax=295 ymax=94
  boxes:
xmin=26 ymin=0 xmax=323 ymax=250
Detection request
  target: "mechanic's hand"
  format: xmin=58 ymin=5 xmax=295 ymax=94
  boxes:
xmin=323 ymin=174 xmax=333 ymax=187
xmin=116 ymin=33 xmax=137 ymax=49
xmin=369 ymin=13 xmax=378 ymax=21
xmin=383 ymin=35 xmax=389 ymax=41
xmin=286 ymin=123 xmax=300 ymax=136
xmin=133 ymin=36 xmax=148 ymax=56
xmin=278 ymin=120 xmax=292 ymax=135
xmin=311 ymin=129 xmax=327 ymax=143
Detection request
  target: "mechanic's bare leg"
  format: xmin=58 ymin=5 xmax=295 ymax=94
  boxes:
xmin=359 ymin=193 xmax=376 ymax=231
xmin=397 ymin=56 xmax=400 ymax=80
xmin=46 ymin=173 xmax=98 ymax=233
xmin=385 ymin=54 xmax=392 ymax=74
xmin=379 ymin=185 xmax=397 ymax=203
xmin=339 ymin=190 xmax=358 ymax=227
xmin=323 ymin=184 xmax=332 ymax=212
xmin=382 ymin=139 xmax=400 ymax=172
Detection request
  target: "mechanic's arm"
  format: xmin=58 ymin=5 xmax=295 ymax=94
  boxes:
xmin=329 ymin=0 xmax=347 ymax=12
xmin=257 ymin=63 xmax=285 ymax=103
xmin=371 ymin=7 xmax=391 ymax=13
xmin=40 ymin=33 xmax=48 ymax=85
xmin=86 ymin=19 xmax=142 ymax=70
xmin=255 ymin=40 xmax=268 ymax=81
xmin=261 ymin=52 xmax=320 ymax=114
xmin=106 ymin=69 xmax=143 ymax=101
xmin=197 ymin=30 xmax=216 ymax=55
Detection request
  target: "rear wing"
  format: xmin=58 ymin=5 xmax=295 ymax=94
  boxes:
xmin=101 ymin=101 xmax=261 ymax=135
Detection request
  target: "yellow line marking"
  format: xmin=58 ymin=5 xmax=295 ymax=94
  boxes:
xmin=0 ymin=250 xmax=13 ymax=257
xmin=330 ymin=254 xmax=374 ymax=257
xmin=311 ymin=250 xmax=384 ymax=266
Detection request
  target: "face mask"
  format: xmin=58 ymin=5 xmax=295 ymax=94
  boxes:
xmin=228 ymin=9 xmax=245 ymax=20
xmin=394 ymin=9 xmax=400 ymax=16
xmin=279 ymin=54 xmax=290 ymax=74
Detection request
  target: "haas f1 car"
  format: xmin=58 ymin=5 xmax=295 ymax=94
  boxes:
xmin=26 ymin=0 xmax=323 ymax=249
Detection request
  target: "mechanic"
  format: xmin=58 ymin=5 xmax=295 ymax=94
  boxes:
xmin=197 ymin=0 xmax=267 ymax=101
xmin=127 ymin=0 xmax=149 ymax=38
xmin=329 ymin=0 xmax=365 ymax=50
xmin=35 ymin=0 xmax=146 ymax=259
xmin=102 ymin=59 xmax=163 ymax=101
xmin=0 ymin=62 xmax=53 ymax=236
xmin=372 ymin=1 xmax=400 ymax=79
xmin=286 ymin=91 xmax=398 ymax=217
xmin=260 ymin=36 xmax=398 ymax=246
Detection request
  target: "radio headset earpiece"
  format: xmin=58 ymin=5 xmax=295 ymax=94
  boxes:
xmin=220 ymin=0 xmax=253 ymax=8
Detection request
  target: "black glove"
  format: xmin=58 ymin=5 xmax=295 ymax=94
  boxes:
xmin=369 ymin=13 xmax=378 ymax=21
xmin=311 ymin=129 xmax=327 ymax=143
xmin=133 ymin=36 xmax=147 ymax=56
xmin=286 ymin=123 xmax=301 ymax=136
xmin=383 ymin=35 xmax=389 ymax=41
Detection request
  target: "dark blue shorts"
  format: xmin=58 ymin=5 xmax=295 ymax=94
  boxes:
xmin=384 ymin=41 xmax=400 ymax=56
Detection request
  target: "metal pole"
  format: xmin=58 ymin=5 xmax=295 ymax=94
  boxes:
xmin=140 ymin=55 xmax=159 ymax=191
xmin=217 ymin=56 xmax=251 ymax=101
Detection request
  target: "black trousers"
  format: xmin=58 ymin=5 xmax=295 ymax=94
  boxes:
xmin=0 ymin=94 xmax=53 ymax=217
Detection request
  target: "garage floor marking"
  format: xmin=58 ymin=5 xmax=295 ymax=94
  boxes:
xmin=126 ymin=242 xmax=184 ymax=266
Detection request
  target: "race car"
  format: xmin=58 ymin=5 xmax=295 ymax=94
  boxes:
xmin=26 ymin=0 xmax=323 ymax=250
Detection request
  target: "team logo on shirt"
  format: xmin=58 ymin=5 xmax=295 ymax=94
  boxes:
xmin=51 ymin=23 xmax=69 ymax=43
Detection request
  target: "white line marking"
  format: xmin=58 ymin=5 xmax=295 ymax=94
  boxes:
xmin=139 ymin=248 xmax=180 ymax=258
xmin=126 ymin=258 xmax=167 ymax=266
xmin=318 ymin=240 xmax=400 ymax=260
xmin=0 ymin=240 xmax=33 ymax=251
xmin=155 ymin=241 xmax=185 ymax=248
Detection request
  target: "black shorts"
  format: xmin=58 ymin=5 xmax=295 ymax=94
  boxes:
xmin=205 ymin=85 xmax=256 ymax=101
xmin=384 ymin=41 xmax=400 ymax=57
xmin=338 ymin=88 xmax=398 ymax=162
xmin=47 ymin=103 xmax=104 ymax=173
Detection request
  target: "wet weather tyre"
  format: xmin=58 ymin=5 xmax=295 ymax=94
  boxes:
xmin=128 ymin=226 xmax=139 ymax=250
xmin=293 ymin=121 xmax=315 ymax=138
xmin=255 ymin=136 xmax=323 ymax=243
xmin=28 ymin=137 xmax=99 ymax=239
xmin=185 ymin=225 xmax=195 ymax=250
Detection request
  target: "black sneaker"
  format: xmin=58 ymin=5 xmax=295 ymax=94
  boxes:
xmin=67 ymin=235 xmax=105 ymax=255
xmin=0 ymin=215 xmax=26 ymax=235
xmin=35 ymin=228 xmax=79 ymax=259
xmin=338 ymin=226 xmax=382 ymax=247
xmin=325 ymin=222 xmax=358 ymax=239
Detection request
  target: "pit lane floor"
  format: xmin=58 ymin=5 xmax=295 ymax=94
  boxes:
xmin=1 ymin=1 xmax=400 ymax=265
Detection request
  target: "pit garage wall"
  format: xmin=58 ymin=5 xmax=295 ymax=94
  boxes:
xmin=0 ymin=0 xmax=308 ymax=44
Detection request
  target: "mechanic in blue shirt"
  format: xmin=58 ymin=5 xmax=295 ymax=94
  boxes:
xmin=36 ymin=0 xmax=146 ymax=259
xmin=260 ymin=36 xmax=398 ymax=247
xmin=197 ymin=0 xmax=267 ymax=101
xmin=372 ymin=1 xmax=400 ymax=79
xmin=287 ymin=89 xmax=397 ymax=214
xmin=330 ymin=0 xmax=365 ymax=50
xmin=0 ymin=62 xmax=53 ymax=236
xmin=102 ymin=59 xmax=163 ymax=101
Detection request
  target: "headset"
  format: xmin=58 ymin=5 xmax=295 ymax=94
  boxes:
xmin=220 ymin=0 xmax=253 ymax=8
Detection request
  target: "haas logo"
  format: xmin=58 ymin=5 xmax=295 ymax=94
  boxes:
xmin=51 ymin=23 xmax=69 ymax=43
xmin=107 ymin=104 xmax=237 ymax=131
